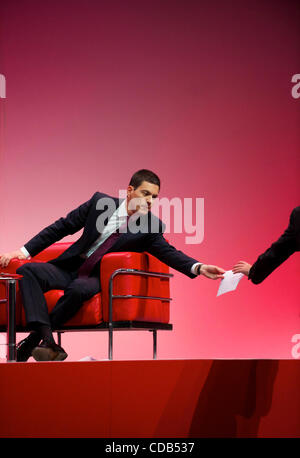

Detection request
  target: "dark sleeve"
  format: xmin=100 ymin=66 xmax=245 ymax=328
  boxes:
xmin=24 ymin=192 xmax=97 ymax=257
xmin=146 ymin=225 xmax=200 ymax=279
xmin=249 ymin=208 xmax=298 ymax=284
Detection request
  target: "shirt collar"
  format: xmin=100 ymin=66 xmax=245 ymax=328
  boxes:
xmin=116 ymin=198 xmax=129 ymax=218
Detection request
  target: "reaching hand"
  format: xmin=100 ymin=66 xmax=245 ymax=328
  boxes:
xmin=199 ymin=264 xmax=225 ymax=280
xmin=232 ymin=260 xmax=252 ymax=276
xmin=0 ymin=249 xmax=26 ymax=268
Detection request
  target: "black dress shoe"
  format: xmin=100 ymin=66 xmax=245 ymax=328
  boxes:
xmin=16 ymin=333 xmax=41 ymax=362
xmin=32 ymin=340 xmax=68 ymax=362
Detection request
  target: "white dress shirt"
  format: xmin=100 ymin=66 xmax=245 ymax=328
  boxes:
xmin=20 ymin=199 xmax=202 ymax=275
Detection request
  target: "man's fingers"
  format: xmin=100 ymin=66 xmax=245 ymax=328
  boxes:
xmin=233 ymin=264 xmax=244 ymax=270
xmin=202 ymin=265 xmax=225 ymax=279
xmin=213 ymin=266 xmax=226 ymax=274
xmin=207 ymin=273 xmax=224 ymax=280
xmin=208 ymin=265 xmax=226 ymax=273
xmin=0 ymin=256 xmax=10 ymax=267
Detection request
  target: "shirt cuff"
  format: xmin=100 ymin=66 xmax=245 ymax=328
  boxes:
xmin=191 ymin=262 xmax=202 ymax=275
xmin=20 ymin=246 xmax=31 ymax=259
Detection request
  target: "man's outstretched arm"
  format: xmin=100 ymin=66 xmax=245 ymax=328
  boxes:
xmin=147 ymin=232 xmax=225 ymax=280
xmin=232 ymin=207 xmax=299 ymax=284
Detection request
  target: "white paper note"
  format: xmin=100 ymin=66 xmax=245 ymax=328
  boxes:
xmin=217 ymin=270 xmax=244 ymax=297
xmin=78 ymin=356 xmax=98 ymax=361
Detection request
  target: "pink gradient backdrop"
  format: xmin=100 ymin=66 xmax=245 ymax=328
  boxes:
xmin=0 ymin=0 xmax=299 ymax=360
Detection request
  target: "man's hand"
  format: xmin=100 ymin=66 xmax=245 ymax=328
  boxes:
xmin=0 ymin=249 xmax=27 ymax=268
xmin=232 ymin=260 xmax=252 ymax=276
xmin=199 ymin=264 xmax=225 ymax=280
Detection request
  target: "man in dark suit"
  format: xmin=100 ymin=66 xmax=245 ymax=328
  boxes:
xmin=232 ymin=206 xmax=300 ymax=283
xmin=0 ymin=169 xmax=225 ymax=361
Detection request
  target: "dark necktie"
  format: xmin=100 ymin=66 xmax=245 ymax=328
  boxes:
xmin=78 ymin=217 xmax=128 ymax=278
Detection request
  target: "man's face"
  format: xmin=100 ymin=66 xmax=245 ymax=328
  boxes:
xmin=127 ymin=180 xmax=159 ymax=215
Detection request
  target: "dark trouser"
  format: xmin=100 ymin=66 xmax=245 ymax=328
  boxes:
xmin=16 ymin=260 xmax=101 ymax=329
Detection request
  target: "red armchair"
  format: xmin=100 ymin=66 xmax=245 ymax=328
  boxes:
xmin=0 ymin=243 xmax=173 ymax=361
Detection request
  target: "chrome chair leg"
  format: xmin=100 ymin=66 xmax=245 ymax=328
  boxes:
xmin=57 ymin=331 xmax=62 ymax=347
xmin=6 ymin=280 xmax=16 ymax=362
xmin=108 ymin=326 xmax=113 ymax=360
xmin=153 ymin=329 xmax=157 ymax=360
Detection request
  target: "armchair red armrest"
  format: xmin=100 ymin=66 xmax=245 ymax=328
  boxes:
xmin=100 ymin=251 xmax=171 ymax=323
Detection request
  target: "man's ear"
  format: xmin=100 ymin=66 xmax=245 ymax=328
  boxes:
xmin=127 ymin=185 xmax=134 ymax=197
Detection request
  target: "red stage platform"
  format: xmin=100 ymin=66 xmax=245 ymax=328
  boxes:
xmin=0 ymin=359 xmax=299 ymax=438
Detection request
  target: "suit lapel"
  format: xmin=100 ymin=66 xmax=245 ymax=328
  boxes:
xmin=87 ymin=195 xmax=122 ymax=245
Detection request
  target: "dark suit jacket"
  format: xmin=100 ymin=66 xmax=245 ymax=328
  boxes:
xmin=24 ymin=192 xmax=199 ymax=279
xmin=249 ymin=206 xmax=300 ymax=284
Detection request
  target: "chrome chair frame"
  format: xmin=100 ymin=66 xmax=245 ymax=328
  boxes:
xmin=0 ymin=275 xmax=18 ymax=362
xmin=0 ymin=268 xmax=173 ymax=362
xmin=107 ymin=268 xmax=173 ymax=360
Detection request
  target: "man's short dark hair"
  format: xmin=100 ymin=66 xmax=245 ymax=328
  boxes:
xmin=129 ymin=169 xmax=160 ymax=189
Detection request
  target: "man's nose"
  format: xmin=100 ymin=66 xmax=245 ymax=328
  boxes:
xmin=146 ymin=196 xmax=153 ymax=205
